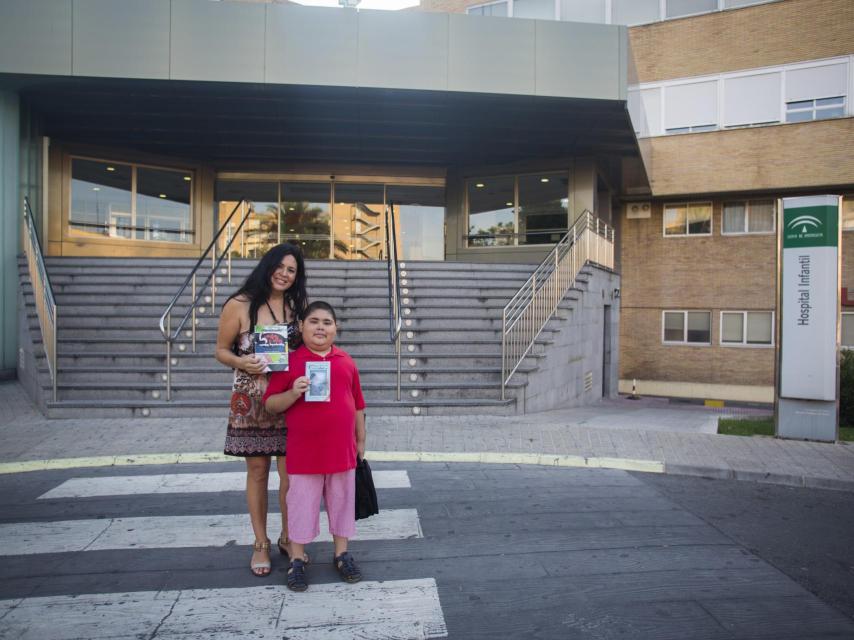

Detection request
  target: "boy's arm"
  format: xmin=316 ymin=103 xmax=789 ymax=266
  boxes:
xmin=355 ymin=410 xmax=366 ymax=459
xmin=265 ymin=376 xmax=309 ymax=413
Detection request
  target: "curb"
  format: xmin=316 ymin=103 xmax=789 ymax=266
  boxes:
xmin=0 ymin=451 xmax=664 ymax=475
xmin=2 ymin=452 xmax=852 ymax=492
xmin=664 ymin=463 xmax=854 ymax=492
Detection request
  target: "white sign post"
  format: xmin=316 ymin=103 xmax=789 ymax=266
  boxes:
xmin=776 ymin=195 xmax=840 ymax=442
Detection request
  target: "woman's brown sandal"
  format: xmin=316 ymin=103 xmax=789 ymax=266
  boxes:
xmin=277 ymin=536 xmax=310 ymax=564
xmin=250 ymin=539 xmax=272 ymax=577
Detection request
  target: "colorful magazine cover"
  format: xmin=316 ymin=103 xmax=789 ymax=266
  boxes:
xmin=253 ymin=324 xmax=289 ymax=373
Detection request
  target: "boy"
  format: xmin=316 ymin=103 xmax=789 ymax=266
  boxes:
xmin=264 ymin=301 xmax=366 ymax=592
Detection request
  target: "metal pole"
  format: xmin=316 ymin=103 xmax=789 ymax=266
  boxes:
xmin=227 ymin=221 xmax=233 ymax=284
xmin=191 ymin=273 xmax=197 ymax=353
xmin=396 ymin=333 xmax=401 ymax=401
xmin=166 ymin=313 xmax=172 ymax=401
xmin=501 ymin=308 xmax=506 ymax=401
xmin=52 ymin=313 xmax=57 ymax=403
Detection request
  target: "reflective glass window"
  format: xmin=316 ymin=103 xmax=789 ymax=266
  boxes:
xmin=663 ymin=312 xmax=685 ymax=342
xmin=686 ymin=312 xmax=711 ymax=343
xmin=136 ymin=167 xmax=192 ymax=243
xmin=70 ymin=159 xmax=133 ymax=239
xmin=387 ymin=185 xmax=445 ymax=261
xmin=843 ymin=314 xmax=854 ymax=348
xmin=518 ymin=173 xmax=568 ymax=245
xmin=215 ymin=181 xmax=278 ymax=258
xmin=333 ymin=183 xmax=385 ymax=260
xmin=282 ymin=182 xmax=332 ymax=259
xmin=665 ymin=203 xmax=711 ymax=236
xmin=746 ymin=312 xmax=773 ymax=344
xmin=721 ymin=313 xmax=744 ymax=343
xmin=467 ymin=177 xmax=515 ymax=246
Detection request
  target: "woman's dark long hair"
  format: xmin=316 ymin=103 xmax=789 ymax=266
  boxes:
xmin=227 ymin=243 xmax=308 ymax=329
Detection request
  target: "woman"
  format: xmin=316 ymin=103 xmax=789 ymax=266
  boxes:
xmin=215 ymin=243 xmax=308 ymax=577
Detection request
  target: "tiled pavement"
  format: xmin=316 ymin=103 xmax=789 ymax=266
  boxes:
xmin=2 ymin=380 xmax=853 ymax=490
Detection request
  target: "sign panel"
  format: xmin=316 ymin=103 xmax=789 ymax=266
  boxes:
xmin=779 ymin=196 xmax=839 ymax=401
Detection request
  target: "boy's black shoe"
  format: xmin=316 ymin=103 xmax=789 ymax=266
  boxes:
xmin=334 ymin=552 xmax=362 ymax=583
xmin=287 ymin=558 xmax=308 ymax=592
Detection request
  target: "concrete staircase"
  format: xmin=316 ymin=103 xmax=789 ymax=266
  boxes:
xmin=20 ymin=257 xmax=589 ymax=418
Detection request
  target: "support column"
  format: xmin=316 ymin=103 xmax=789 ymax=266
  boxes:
xmin=0 ymin=92 xmax=20 ymax=379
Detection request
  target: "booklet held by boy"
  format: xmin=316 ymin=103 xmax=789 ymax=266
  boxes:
xmin=253 ymin=325 xmax=289 ymax=372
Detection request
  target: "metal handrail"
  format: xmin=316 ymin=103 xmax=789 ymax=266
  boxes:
xmin=501 ymin=210 xmax=614 ymax=399
xmin=158 ymin=199 xmax=251 ymax=400
xmin=384 ymin=202 xmax=403 ymax=400
xmin=23 ymin=197 xmax=58 ymax=402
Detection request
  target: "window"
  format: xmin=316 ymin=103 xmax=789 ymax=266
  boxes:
xmin=664 ymin=81 xmax=718 ymax=134
xmin=466 ymin=172 xmax=569 ymax=247
xmin=843 ymin=313 xmax=854 ymax=348
xmin=786 ymin=96 xmax=846 ymax=123
xmin=663 ymin=311 xmax=711 ymax=345
xmin=721 ymin=311 xmax=773 ymax=346
xmin=784 ymin=63 xmax=848 ymax=122
xmin=843 ymin=197 xmax=854 ymax=231
xmin=666 ymin=0 xmax=716 ymax=19
xmin=722 ymin=200 xmax=775 ymax=234
xmin=723 ymin=73 xmax=782 ymax=128
xmin=628 ymin=87 xmax=661 ymax=137
xmin=611 ymin=0 xmax=659 ymax=25
xmin=664 ymin=202 xmax=712 ymax=236
xmin=70 ymin=158 xmax=193 ymax=243
xmin=559 ymin=0 xmax=606 ymax=23
xmin=467 ymin=1 xmax=508 ymax=16
xmin=513 ymin=0 xmax=554 ymax=19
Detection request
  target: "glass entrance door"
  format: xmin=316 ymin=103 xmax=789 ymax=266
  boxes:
xmin=214 ymin=177 xmax=445 ymax=261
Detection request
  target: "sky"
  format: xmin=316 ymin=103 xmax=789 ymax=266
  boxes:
xmin=289 ymin=0 xmax=421 ymax=10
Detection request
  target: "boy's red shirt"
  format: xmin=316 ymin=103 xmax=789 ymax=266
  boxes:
xmin=263 ymin=344 xmax=366 ymax=474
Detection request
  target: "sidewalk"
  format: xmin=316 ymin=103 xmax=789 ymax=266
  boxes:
xmin=2 ymin=380 xmax=853 ymax=490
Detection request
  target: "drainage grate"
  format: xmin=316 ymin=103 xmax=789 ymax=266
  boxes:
xmin=584 ymin=372 xmax=593 ymax=392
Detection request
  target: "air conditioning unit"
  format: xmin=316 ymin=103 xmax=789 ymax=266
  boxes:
xmin=625 ymin=202 xmax=652 ymax=219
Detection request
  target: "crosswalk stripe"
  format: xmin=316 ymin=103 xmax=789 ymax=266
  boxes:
xmin=0 ymin=509 xmax=423 ymax=556
xmin=38 ymin=470 xmax=411 ymax=500
xmin=0 ymin=579 xmax=448 ymax=639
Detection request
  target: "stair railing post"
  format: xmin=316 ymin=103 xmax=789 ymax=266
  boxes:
xmin=191 ymin=273 xmax=197 ymax=353
xmin=52 ymin=317 xmax=57 ymax=403
xmin=165 ymin=313 xmax=172 ymax=401
xmin=396 ymin=332 xmax=401 ymax=401
xmin=501 ymin=307 xmax=507 ymax=401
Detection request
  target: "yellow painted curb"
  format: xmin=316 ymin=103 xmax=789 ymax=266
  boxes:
xmin=0 ymin=450 xmax=664 ymax=475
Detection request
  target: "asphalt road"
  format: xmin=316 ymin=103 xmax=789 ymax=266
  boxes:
xmin=1 ymin=462 xmax=853 ymax=639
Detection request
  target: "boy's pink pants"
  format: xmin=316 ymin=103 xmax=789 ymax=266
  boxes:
xmin=286 ymin=469 xmax=356 ymax=544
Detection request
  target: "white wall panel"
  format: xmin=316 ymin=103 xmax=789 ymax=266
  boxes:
xmin=723 ymin=72 xmax=781 ymax=126
xmin=611 ymin=0 xmax=659 ymax=25
xmin=786 ymin=63 xmax=848 ymax=102
xmin=559 ymin=0 xmax=606 ymax=23
xmin=664 ymin=81 xmax=717 ymax=130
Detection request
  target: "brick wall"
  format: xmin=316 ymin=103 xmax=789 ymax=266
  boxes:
xmin=629 ymin=0 xmax=854 ymax=83
xmin=646 ymin=118 xmax=854 ymax=197
xmin=619 ymin=201 xmax=777 ymax=386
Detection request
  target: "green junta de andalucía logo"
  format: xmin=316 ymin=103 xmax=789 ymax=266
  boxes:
xmin=783 ymin=204 xmax=837 ymax=249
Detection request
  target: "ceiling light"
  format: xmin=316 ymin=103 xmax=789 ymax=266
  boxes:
xmin=159 ymin=194 xmax=167 ymax=198
xmin=475 ymin=183 xmax=485 ymax=188
xmin=106 ymin=166 xmax=115 ymax=172
xmin=183 ymin=176 xmax=191 ymax=182
xmin=289 ymin=207 xmax=295 ymax=211
xmin=540 ymin=177 xmax=550 ymax=183
xmin=505 ymin=202 xmax=513 ymax=207
xmin=92 ymin=187 xmax=100 ymax=191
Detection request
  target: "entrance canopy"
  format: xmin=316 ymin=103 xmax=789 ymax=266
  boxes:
xmin=15 ymin=78 xmax=639 ymax=168
xmin=0 ymin=0 xmax=643 ymax=168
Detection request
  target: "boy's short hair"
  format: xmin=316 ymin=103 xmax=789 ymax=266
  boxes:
xmin=302 ymin=300 xmax=337 ymax=322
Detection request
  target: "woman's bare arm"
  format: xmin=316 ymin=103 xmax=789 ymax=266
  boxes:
xmin=215 ymin=297 xmax=265 ymax=375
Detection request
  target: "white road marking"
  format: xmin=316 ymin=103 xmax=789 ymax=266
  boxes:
xmin=0 ymin=509 xmax=423 ymax=556
xmin=0 ymin=580 xmax=448 ymax=639
xmin=38 ymin=470 xmax=411 ymax=500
